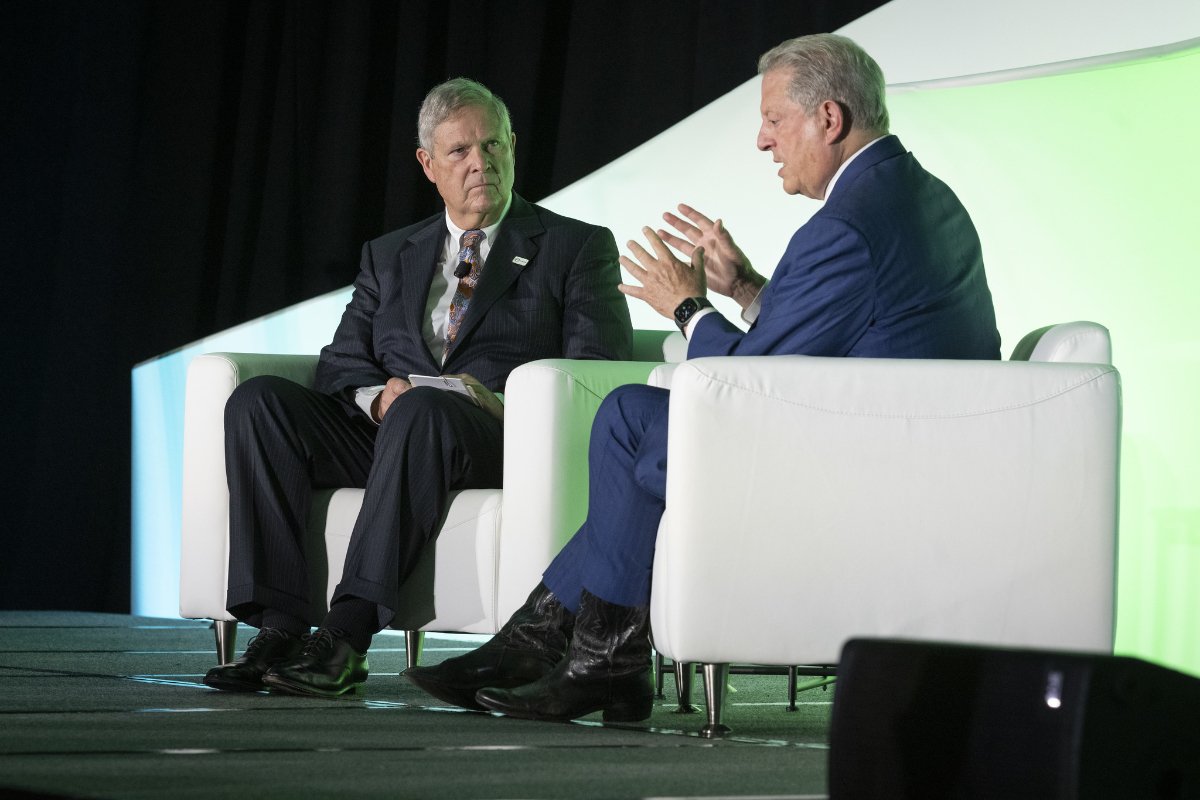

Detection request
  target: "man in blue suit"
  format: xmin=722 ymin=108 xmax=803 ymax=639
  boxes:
xmin=406 ymin=34 xmax=1000 ymax=722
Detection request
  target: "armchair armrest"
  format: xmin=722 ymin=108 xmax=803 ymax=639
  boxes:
xmin=180 ymin=353 xmax=319 ymax=619
xmin=495 ymin=358 xmax=664 ymax=618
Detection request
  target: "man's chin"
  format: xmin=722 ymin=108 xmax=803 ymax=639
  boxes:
xmin=456 ymin=192 xmax=509 ymax=226
xmin=778 ymin=178 xmax=813 ymax=198
xmin=472 ymin=190 xmax=509 ymax=210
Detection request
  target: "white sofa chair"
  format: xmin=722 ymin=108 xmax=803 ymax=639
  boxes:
xmin=647 ymin=322 xmax=1121 ymax=735
xmin=179 ymin=330 xmax=686 ymax=666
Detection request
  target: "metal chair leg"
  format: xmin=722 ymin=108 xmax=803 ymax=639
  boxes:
xmin=214 ymin=619 xmax=238 ymax=665
xmin=787 ymin=665 xmax=798 ymax=711
xmin=655 ymin=651 xmax=666 ymax=698
xmin=700 ymin=662 xmax=732 ymax=738
xmin=674 ymin=660 xmax=698 ymax=713
xmin=404 ymin=630 xmax=424 ymax=669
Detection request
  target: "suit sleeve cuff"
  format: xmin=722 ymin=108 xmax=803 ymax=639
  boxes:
xmin=683 ymin=307 xmax=719 ymax=340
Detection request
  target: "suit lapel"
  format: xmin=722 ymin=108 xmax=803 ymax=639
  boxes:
xmin=398 ymin=217 xmax=446 ymax=366
xmin=443 ymin=194 xmax=542 ymax=362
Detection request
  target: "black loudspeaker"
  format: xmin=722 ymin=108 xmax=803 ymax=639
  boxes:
xmin=828 ymin=638 xmax=1200 ymax=799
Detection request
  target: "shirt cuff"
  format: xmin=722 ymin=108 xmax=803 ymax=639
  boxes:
xmin=741 ymin=282 xmax=767 ymax=325
xmin=354 ymin=385 xmax=385 ymax=423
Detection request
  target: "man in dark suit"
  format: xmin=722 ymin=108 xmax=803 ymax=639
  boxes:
xmin=406 ymin=34 xmax=999 ymax=722
xmin=203 ymin=78 xmax=631 ymax=697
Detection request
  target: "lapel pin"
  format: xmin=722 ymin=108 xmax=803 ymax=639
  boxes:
xmin=512 ymin=256 xmax=529 ymax=266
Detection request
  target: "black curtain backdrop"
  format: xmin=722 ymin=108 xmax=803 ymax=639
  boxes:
xmin=1 ymin=0 xmax=885 ymax=613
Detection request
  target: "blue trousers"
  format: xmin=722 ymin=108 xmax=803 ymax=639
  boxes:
xmin=542 ymin=384 xmax=670 ymax=612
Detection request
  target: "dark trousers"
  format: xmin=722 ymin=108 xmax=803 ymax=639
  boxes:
xmin=542 ymin=384 xmax=670 ymax=612
xmin=223 ymin=376 xmax=504 ymax=631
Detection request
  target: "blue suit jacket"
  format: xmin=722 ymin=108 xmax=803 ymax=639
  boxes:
xmin=690 ymin=135 xmax=1000 ymax=361
xmin=315 ymin=193 xmax=632 ymax=405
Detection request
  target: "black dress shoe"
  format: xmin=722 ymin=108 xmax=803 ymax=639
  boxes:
xmin=203 ymin=628 xmax=304 ymax=692
xmin=261 ymin=628 xmax=368 ymax=698
xmin=404 ymin=582 xmax=573 ymax=710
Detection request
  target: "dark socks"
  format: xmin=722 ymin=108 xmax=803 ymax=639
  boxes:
xmin=260 ymin=609 xmax=309 ymax=638
xmin=322 ymin=596 xmax=379 ymax=653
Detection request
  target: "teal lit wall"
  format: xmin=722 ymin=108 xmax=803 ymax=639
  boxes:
xmin=885 ymin=46 xmax=1200 ymax=676
xmin=131 ymin=288 xmax=351 ymax=620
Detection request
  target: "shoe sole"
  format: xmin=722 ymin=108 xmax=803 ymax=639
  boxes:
xmin=261 ymin=674 xmax=361 ymax=698
xmin=202 ymin=674 xmax=266 ymax=693
xmin=474 ymin=692 xmax=653 ymax=723
xmin=472 ymin=700 xmax=652 ymax=724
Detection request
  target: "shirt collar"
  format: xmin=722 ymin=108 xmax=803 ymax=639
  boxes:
xmin=444 ymin=193 xmax=514 ymax=245
xmin=823 ymin=136 xmax=886 ymax=202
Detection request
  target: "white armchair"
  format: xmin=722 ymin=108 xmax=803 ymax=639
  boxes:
xmin=648 ymin=322 xmax=1121 ymax=735
xmin=179 ymin=330 xmax=685 ymax=665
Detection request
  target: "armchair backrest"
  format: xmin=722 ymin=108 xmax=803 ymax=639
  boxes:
xmin=632 ymin=321 xmax=1115 ymax=370
xmin=1009 ymin=321 xmax=1111 ymax=364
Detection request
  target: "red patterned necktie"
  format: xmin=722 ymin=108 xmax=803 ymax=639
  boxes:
xmin=446 ymin=229 xmax=485 ymax=346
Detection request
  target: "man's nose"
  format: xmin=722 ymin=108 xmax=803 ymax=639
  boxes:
xmin=756 ymin=127 xmax=772 ymax=152
xmin=467 ymin=145 xmax=490 ymax=171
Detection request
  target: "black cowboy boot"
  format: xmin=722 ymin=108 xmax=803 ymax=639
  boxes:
xmin=404 ymin=583 xmax=575 ymax=710
xmin=474 ymin=588 xmax=653 ymax=722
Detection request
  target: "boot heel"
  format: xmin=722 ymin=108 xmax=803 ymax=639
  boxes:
xmin=601 ymin=696 xmax=653 ymax=722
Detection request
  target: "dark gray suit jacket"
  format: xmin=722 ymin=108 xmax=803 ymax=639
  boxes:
xmin=315 ymin=193 xmax=632 ymax=403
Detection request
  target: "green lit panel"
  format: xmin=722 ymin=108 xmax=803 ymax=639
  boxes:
xmin=888 ymin=46 xmax=1200 ymax=676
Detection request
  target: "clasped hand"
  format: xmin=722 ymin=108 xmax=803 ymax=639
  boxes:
xmin=373 ymin=374 xmax=503 ymax=423
xmin=372 ymin=377 xmax=412 ymax=422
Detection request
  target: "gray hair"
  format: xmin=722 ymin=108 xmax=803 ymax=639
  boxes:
xmin=758 ymin=34 xmax=889 ymax=136
xmin=417 ymin=77 xmax=512 ymax=152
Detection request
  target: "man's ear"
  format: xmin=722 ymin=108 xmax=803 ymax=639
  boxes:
xmin=818 ymin=100 xmax=848 ymax=144
xmin=415 ymin=148 xmax=436 ymax=183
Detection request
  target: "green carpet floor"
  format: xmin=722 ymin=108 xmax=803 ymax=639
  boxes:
xmin=0 ymin=612 xmax=834 ymax=799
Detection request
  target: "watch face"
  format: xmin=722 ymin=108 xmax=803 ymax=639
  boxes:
xmin=674 ymin=297 xmax=698 ymax=326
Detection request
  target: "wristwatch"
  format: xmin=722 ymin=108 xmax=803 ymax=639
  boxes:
xmin=673 ymin=296 xmax=713 ymax=332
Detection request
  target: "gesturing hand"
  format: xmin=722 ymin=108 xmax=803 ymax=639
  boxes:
xmin=618 ymin=226 xmax=706 ymax=320
xmin=373 ymin=377 xmax=411 ymax=422
xmin=658 ymin=204 xmax=765 ymax=310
